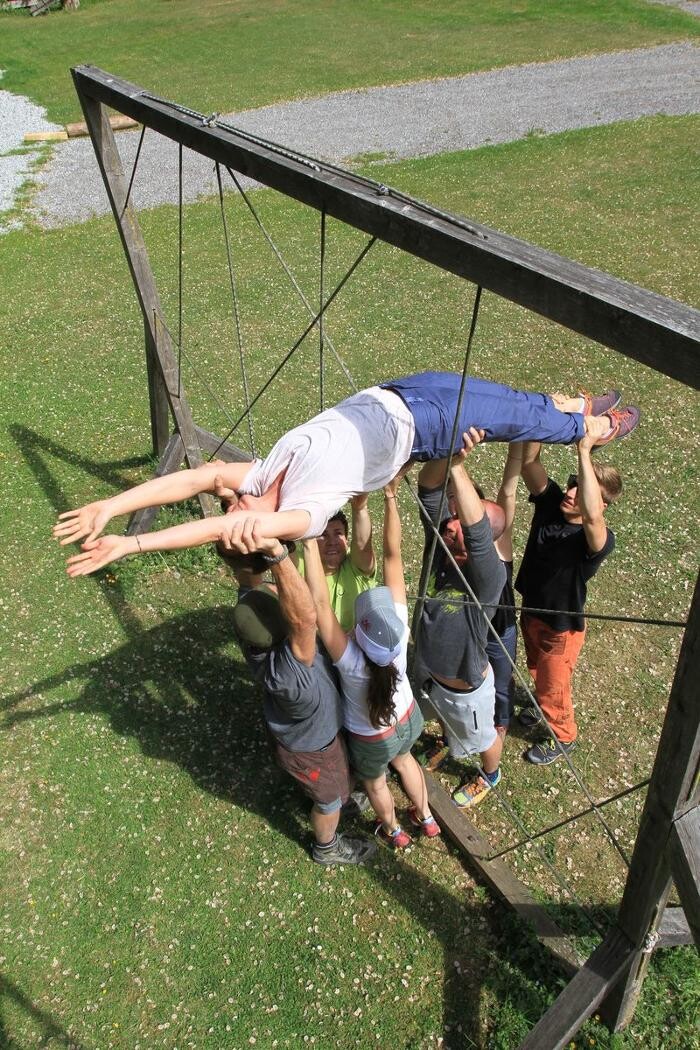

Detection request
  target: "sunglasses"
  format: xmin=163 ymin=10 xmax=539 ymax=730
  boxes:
xmin=566 ymin=474 xmax=578 ymax=491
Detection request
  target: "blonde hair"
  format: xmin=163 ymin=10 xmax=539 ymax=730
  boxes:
xmin=592 ymin=462 xmax=622 ymax=504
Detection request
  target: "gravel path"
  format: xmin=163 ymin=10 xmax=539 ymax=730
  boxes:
xmin=2 ymin=41 xmax=698 ymax=230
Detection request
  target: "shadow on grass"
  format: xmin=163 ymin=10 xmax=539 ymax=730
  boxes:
xmin=0 ymin=973 xmax=86 ymax=1049
xmin=5 ymin=426 xmax=594 ymax=1048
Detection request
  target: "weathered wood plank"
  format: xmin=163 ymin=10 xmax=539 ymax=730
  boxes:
xmin=517 ymin=928 xmax=635 ymax=1050
xmin=657 ymin=905 xmax=694 ymax=948
xmin=600 ymin=572 xmax=700 ymax=1030
xmin=193 ymin=426 xmax=254 ymax=464
xmin=668 ymin=808 xmax=700 ymax=948
xmin=71 ymin=65 xmax=700 ymax=388
xmin=425 ymin=772 xmax=582 ymax=976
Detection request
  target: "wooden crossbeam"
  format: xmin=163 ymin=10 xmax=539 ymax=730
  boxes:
xmin=667 ymin=807 xmax=700 ymax=948
xmin=71 ymin=65 xmax=700 ymax=388
xmin=657 ymin=905 xmax=694 ymax=948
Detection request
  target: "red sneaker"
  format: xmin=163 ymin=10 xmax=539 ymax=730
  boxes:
xmin=592 ymin=405 xmax=640 ymax=447
xmin=374 ymin=822 xmax=412 ymax=849
xmin=407 ymin=806 xmax=442 ymax=838
xmin=579 ymin=389 xmax=621 ymax=416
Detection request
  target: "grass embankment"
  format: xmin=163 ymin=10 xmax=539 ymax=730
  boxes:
xmin=1 ymin=0 xmax=698 ymax=124
xmin=1 ymin=117 xmax=698 ymax=1047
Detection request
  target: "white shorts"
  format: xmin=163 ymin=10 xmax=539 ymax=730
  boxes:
xmin=427 ymin=665 xmax=497 ymax=758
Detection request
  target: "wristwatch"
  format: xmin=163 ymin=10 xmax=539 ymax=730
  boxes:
xmin=261 ymin=541 xmax=296 ymax=565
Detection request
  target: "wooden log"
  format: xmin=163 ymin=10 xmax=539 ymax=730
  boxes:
xmin=71 ymin=65 xmax=700 ymax=389
xmin=425 ymin=771 xmax=582 ymax=977
xmin=65 ymin=115 xmax=138 ymax=138
xmin=194 ymin=425 xmax=254 ymax=465
xmin=517 ymin=928 xmax=636 ymax=1050
xmin=24 ymin=131 xmax=69 ymax=143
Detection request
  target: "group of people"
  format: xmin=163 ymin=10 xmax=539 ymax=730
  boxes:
xmin=54 ymin=371 xmax=636 ymax=865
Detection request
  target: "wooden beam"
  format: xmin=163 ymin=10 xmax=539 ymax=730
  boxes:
xmin=667 ymin=808 xmax=700 ymax=948
xmin=194 ymin=425 xmax=254 ymax=464
xmin=71 ymin=65 xmax=700 ymax=389
xmin=425 ymin=772 xmax=582 ymax=977
xmin=657 ymin=905 xmax=694 ymax=948
xmin=600 ymin=572 xmax=700 ymax=1030
xmin=517 ymin=928 xmax=635 ymax=1050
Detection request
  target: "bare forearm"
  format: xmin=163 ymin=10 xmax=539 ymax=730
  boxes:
xmin=273 ymin=556 xmax=316 ymax=634
xmin=449 ymin=462 xmax=482 ymax=526
xmin=577 ymin=444 xmax=607 ymax=551
xmin=521 ymin=441 xmax=548 ymax=495
xmin=104 ymin=462 xmax=250 ymax=519
xmin=350 ymin=501 xmax=375 ymax=574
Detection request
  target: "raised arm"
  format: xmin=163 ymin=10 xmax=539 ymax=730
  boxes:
xmin=64 ymin=506 xmax=311 ymax=577
xmin=448 ymin=428 xmax=486 ymax=528
xmin=53 ymin=460 xmax=254 ymax=546
xmin=520 ymin=441 xmax=548 ymax=497
xmin=382 ymin=475 xmax=406 ymax=606
xmin=301 ymin=539 xmax=348 ymax=662
xmin=495 ymin=442 xmax=523 ymax=562
xmin=348 ymin=494 xmax=376 ymax=576
xmin=576 ymin=434 xmax=608 ymax=555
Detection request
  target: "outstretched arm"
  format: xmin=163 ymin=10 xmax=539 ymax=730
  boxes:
xmin=449 ymin=428 xmax=486 ymax=527
xmin=349 ymin=494 xmax=375 ymax=576
xmin=53 ymin=460 xmax=254 ymax=546
xmin=495 ymin=442 xmax=523 ymax=562
xmin=301 ymin=539 xmax=348 ymax=662
xmin=382 ymin=474 xmax=406 ymax=606
xmin=520 ymin=441 xmax=548 ymax=497
xmin=64 ymin=506 xmax=311 ymax=577
xmin=576 ymin=434 xmax=608 ymax=554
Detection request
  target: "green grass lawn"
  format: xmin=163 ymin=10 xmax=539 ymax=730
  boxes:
xmin=1 ymin=112 xmax=698 ymax=1048
xmin=1 ymin=0 xmax=698 ymax=124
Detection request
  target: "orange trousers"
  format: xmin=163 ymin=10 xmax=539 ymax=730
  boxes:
xmin=521 ymin=615 xmax=585 ymax=743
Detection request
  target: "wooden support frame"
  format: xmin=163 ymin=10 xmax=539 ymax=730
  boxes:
xmin=71 ymin=65 xmax=700 ymax=1046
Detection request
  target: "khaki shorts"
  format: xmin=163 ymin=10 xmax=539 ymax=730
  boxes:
xmin=347 ymin=704 xmax=425 ymax=780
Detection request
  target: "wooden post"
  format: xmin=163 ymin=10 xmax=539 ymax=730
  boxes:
xmin=667 ymin=807 xmax=700 ymax=947
xmin=599 ymin=571 xmax=700 ymax=1030
xmin=73 ymin=88 xmax=183 ymax=464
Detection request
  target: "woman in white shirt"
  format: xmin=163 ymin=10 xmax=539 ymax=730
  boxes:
xmin=303 ymin=474 xmax=440 ymax=849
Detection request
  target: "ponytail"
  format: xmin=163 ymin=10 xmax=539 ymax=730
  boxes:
xmin=365 ymin=660 xmax=399 ymax=729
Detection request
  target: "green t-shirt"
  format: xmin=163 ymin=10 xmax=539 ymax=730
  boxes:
xmin=296 ymin=553 xmax=377 ymax=633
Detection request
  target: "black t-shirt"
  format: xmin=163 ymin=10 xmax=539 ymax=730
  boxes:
xmin=492 ymin=559 xmax=515 ymax=636
xmin=514 ymin=479 xmax=614 ymax=632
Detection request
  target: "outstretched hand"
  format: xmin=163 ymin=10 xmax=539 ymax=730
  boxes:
xmin=66 ymin=535 xmax=130 ymax=577
xmin=53 ymin=500 xmax=113 ymax=546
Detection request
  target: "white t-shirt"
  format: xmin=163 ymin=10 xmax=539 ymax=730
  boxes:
xmin=335 ymin=603 xmax=414 ymax=735
xmin=237 ymin=387 xmax=415 ymax=538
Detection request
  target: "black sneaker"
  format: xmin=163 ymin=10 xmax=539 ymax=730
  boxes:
xmin=524 ymin=738 xmax=577 ymax=766
xmin=341 ymin=790 xmax=371 ymax=818
xmin=312 ymin=833 xmax=377 ymax=866
xmin=517 ymin=706 xmax=543 ymax=729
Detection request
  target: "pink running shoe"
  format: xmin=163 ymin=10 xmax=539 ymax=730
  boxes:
xmin=592 ymin=405 xmax=640 ymax=447
xmin=407 ymin=806 xmax=442 ymax=838
xmin=579 ymin=389 xmax=621 ymax=416
xmin=374 ymin=822 xmax=412 ymax=849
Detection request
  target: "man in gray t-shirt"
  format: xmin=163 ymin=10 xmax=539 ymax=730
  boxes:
xmin=231 ymin=526 xmax=376 ymax=867
xmin=417 ymin=429 xmax=506 ymax=810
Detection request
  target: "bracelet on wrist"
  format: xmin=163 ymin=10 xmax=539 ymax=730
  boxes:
xmin=134 ymin=534 xmax=143 ymax=553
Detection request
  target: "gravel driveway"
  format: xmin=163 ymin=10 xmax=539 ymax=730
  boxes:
xmin=1 ymin=41 xmax=698 ymax=230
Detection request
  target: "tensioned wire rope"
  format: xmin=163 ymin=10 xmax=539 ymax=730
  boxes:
xmin=123 ymin=109 xmax=661 ymax=923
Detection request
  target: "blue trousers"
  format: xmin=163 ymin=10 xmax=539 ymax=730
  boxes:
xmin=383 ymin=372 xmax=584 ymax=460
xmin=486 ymin=623 xmax=517 ymax=728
